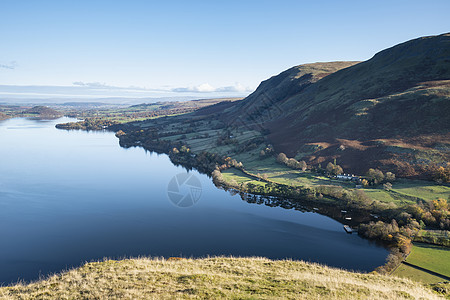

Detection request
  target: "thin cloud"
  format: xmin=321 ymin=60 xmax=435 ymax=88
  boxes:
xmin=73 ymin=81 xmax=121 ymax=89
xmin=0 ymin=61 xmax=18 ymax=69
xmin=172 ymin=82 xmax=252 ymax=93
xmin=72 ymin=82 xmax=160 ymax=92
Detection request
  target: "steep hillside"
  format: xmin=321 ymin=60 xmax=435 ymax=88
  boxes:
xmin=224 ymin=33 xmax=450 ymax=177
xmin=220 ymin=61 xmax=359 ymax=122
xmin=0 ymin=257 xmax=444 ymax=299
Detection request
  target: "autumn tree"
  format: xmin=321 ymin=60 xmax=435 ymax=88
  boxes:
xmin=432 ymin=198 xmax=448 ymax=210
xmin=326 ymin=162 xmax=343 ymax=175
xmin=385 ymin=172 xmax=396 ymax=182
xmin=433 ymin=163 xmax=450 ymax=183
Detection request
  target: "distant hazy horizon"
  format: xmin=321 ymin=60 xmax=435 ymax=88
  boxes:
xmin=0 ymin=84 xmax=246 ymax=105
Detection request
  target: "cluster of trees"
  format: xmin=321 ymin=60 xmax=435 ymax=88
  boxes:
xmin=214 ymin=157 xmax=244 ymax=172
xmin=56 ymin=118 xmax=119 ymax=131
xmin=169 ymin=150 xmax=229 ymax=175
xmin=431 ymin=163 xmax=450 ymax=183
xmin=365 ymin=168 xmax=396 ymax=185
xmin=325 ymin=161 xmax=343 ymax=175
xmin=359 ymin=219 xmax=420 ymax=274
xmin=211 ymin=169 xmax=225 ymax=185
xmin=359 ymin=219 xmax=416 ymax=251
xmin=276 ymin=153 xmax=308 ymax=171
xmin=407 ymin=198 xmax=449 ymax=230
xmin=413 ymin=230 xmax=450 ymax=247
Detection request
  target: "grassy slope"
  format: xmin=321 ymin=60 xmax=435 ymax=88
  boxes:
xmin=0 ymin=257 xmax=443 ymax=300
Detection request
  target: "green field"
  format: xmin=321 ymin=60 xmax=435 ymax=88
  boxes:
xmin=222 ymin=168 xmax=258 ymax=184
xmin=393 ymin=263 xmax=444 ymax=284
xmin=393 ymin=243 xmax=450 ymax=284
xmin=406 ymin=243 xmax=450 ymax=278
xmin=391 ymin=181 xmax=450 ymax=202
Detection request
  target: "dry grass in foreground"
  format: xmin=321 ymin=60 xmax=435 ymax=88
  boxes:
xmin=0 ymin=256 xmax=444 ymax=299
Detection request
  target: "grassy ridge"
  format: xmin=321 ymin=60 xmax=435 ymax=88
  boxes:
xmin=0 ymin=257 xmax=443 ymax=300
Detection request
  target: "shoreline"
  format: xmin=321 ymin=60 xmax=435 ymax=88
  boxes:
xmin=113 ymin=130 xmax=447 ymax=276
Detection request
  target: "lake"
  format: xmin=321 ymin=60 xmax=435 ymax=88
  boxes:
xmin=0 ymin=117 xmax=388 ymax=284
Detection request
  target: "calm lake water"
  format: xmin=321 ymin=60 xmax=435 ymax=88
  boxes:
xmin=0 ymin=117 xmax=388 ymax=284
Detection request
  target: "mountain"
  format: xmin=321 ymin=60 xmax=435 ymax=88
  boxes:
xmin=218 ymin=33 xmax=450 ymax=177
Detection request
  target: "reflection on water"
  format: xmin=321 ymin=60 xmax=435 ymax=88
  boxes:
xmin=0 ymin=117 xmax=389 ymax=285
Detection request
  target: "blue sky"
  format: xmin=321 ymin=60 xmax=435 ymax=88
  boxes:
xmin=0 ymin=0 xmax=449 ymax=101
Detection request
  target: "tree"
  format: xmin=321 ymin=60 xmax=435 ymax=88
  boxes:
xmin=383 ymin=182 xmax=393 ymax=191
xmin=385 ymin=172 xmax=396 ymax=182
xmin=299 ymin=160 xmax=307 ymax=172
xmin=115 ymin=130 xmax=126 ymax=137
xmin=326 ymin=162 xmax=335 ymax=174
xmin=287 ymin=158 xmax=300 ymax=169
xmin=361 ymin=179 xmax=369 ymax=187
xmin=433 ymin=163 xmax=450 ymax=183
xmin=259 ymin=150 xmax=266 ymax=158
xmin=276 ymin=153 xmax=288 ymax=165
